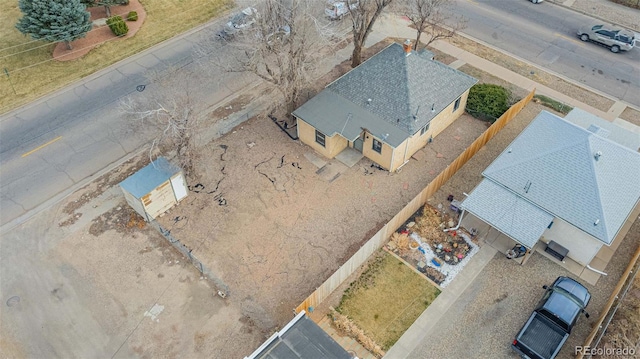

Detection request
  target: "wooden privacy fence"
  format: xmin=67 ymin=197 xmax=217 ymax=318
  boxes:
xmin=295 ymin=89 xmax=536 ymax=314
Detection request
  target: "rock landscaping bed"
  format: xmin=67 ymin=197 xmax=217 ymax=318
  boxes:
xmin=387 ymin=204 xmax=480 ymax=288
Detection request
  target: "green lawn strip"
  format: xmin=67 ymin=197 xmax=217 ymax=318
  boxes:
xmin=0 ymin=0 xmax=233 ymax=113
xmin=337 ymin=251 xmax=441 ymax=350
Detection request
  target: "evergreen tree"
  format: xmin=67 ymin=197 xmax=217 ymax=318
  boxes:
xmin=16 ymin=0 xmax=93 ymax=50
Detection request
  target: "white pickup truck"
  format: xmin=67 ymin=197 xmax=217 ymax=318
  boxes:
xmin=325 ymin=1 xmax=358 ymax=20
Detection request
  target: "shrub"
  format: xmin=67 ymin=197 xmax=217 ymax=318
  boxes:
xmin=466 ymin=83 xmax=511 ymax=122
xmin=126 ymin=11 xmax=138 ymax=21
xmin=533 ymin=95 xmax=573 ymax=115
xmin=106 ymin=15 xmax=128 ymax=36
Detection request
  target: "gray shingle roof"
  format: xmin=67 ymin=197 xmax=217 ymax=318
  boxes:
xmin=564 ymin=107 xmax=640 ymax=151
xmin=462 ymin=180 xmax=554 ymax=248
xmin=245 ymin=313 xmax=350 ymax=359
xmin=293 ymin=43 xmax=477 ymax=146
xmin=292 ymin=88 xmax=408 ymax=147
xmin=480 ymin=111 xmax=640 ymax=245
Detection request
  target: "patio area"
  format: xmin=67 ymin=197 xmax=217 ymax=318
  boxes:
xmin=458 ymin=210 xmax=632 ymax=286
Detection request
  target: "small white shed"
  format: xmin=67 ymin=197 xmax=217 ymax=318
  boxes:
xmin=119 ymin=157 xmax=188 ymax=221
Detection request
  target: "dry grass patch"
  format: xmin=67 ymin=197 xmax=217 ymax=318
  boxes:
xmin=335 ymin=250 xmax=440 ymax=351
xmin=0 ymin=0 xmax=232 ymax=113
xmin=457 ymin=64 xmax=528 ymax=100
xmin=619 ymin=107 xmax=640 ymax=127
xmin=449 ymin=35 xmax=615 ymax=112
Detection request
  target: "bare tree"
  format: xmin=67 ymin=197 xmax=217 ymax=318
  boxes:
xmin=347 ymin=0 xmax=393 ymax=68
xmin=393 ymin=0 xmax=466 ymax=50
xmin=120 ymin=71 xmax=201 ymax=178
xmin=217 ymin=0 xmax=331 ymax=118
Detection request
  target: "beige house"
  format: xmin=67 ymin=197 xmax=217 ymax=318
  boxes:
xmin=292 ymin=41 xmax=477 ymax=172
xmin=462 ymin=109 xmax=640 ymax=268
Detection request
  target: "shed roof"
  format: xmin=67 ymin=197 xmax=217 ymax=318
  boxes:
xmin=464 ymin=110 xmax=640 ymax=246
xmin=293 ymin=43 xmax=477 ymax=146
xmin=119 ymin=157 xmax=181 ymax=199
xmin=245 ymin=312 xmax=350 ymax=359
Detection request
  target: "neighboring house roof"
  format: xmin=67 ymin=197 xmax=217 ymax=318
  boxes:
xmin=463 ymin=111 xmax=640 ymax=246
xmin=293 ymin=43 xmax=477 ymax=147
xmin=244 ymin=311 xmax=351 ymax=359
xmin=119 ymin=157 xmax=181 ymax=199
xmin=564 ymin=108 xmax=640 ymax=151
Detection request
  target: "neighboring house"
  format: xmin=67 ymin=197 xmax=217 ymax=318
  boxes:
xmin=461 ymin=109 xmax=640 ymax=267
xmin=244 ymin=311 xmax=351 ymax=359
xmin=292 ymin=41 xmax=477 ymax=172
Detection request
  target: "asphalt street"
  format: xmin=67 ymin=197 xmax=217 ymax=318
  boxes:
xmin=0 ymin=23 xmax=255 ymax=230
xmin=455 ymin=0 xmax=640 ymax=106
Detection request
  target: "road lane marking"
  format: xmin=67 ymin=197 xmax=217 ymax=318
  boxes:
xmin=554 ymin=32 xmax=584 ymax=45
xmin=21 ymin=136 xmax=62 ymax=158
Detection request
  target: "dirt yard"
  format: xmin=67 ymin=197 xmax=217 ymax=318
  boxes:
xmin=14 ymin=33 xmax=567 ymax=357
xmin=154 ymin=108 xmax=488 ymax=343
xmin=595 ymin=265 xmax=640 ymax=358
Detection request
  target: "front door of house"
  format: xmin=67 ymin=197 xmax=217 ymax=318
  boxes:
xmin=353 ymin=138 xmax=363 ymax=153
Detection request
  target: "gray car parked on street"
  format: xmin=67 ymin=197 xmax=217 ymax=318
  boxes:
xmin=577 ymin=24 xmax=635 ymax=53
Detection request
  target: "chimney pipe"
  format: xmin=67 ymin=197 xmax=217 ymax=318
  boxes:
xmin=403 ymin=39 xmax=411 ymax=56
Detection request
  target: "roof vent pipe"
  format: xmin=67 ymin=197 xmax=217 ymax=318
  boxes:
xmin=594 ymin=151 xmax=602 ymax=161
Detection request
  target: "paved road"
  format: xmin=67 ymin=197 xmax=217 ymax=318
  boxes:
xmin=455 ymin=0 xmax=640 ymax=107
xmin=0 ymin=22 xmax=256 ymax=230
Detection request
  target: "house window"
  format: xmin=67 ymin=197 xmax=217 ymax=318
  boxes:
xmin=315 ymin=130 xmax=326 ymax=147
xmin=453 ymin=97 xmax=462 ymax=111
xmin=421 ymin=123 xmax=430 ymax=136
xmin=372 ymin=139 xmax=382 ymax=154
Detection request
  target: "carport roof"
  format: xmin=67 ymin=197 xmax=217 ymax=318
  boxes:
xmin=462 ymin=179 xmax=554 ymax=249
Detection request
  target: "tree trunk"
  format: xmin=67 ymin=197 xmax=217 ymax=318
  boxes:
xmin=351 ymin=42 xmax=363 ymax=68
xmin=105 ymin=5 xmax=111 ymax=17
xmin=414 ymin=30 xmax=422 ymax=51
xmin=65 ymin=40 xmax=73 ymax=50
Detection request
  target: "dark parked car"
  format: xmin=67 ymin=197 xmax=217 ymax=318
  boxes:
xmin=512 ymin=276 xmax=590 ymax=359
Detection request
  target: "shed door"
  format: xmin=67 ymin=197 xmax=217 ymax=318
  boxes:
xmin=171 ymin=173 xmax=187 ymax=201
xmin=142 ymin=180 xmax=177 ymax=219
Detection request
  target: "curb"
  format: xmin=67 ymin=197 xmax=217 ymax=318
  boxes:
xmin=550 ymin=0 xmax=640 ymax=33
